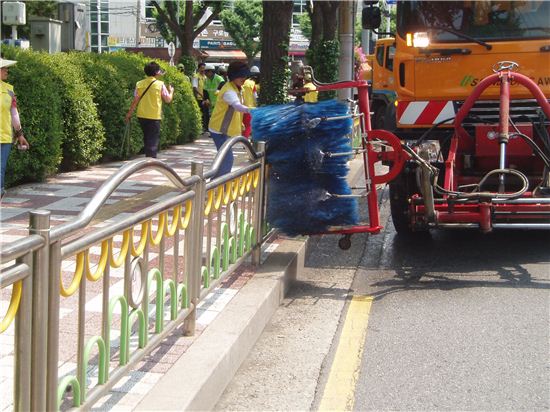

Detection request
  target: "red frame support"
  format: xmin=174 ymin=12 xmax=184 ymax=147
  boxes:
xmin=312 ymin=80 xmax=384 ymax=233
xmin=413 ymin=70 xmax=550 ymax=231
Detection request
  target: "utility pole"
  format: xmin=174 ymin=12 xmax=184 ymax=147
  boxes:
xmin=338 ymin=0 xmax=355 ymax=100
xmin=135 ymin=0 xmax=141 ymax=47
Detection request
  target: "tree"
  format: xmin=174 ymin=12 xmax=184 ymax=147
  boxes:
xmin=220 ymin=0 xmax=262 ymax=66
xmin=259 ymin=1 xmax=293 ymax=105
xmin=379 ymin=3 xmax=396 ymax=34
xmin=150 ymin=1 xmax=225 ymax=73
xmin=304 ymin=1 xmax=340 ymax=98
xmin=298 ymin=12 xmax=311 ymax=40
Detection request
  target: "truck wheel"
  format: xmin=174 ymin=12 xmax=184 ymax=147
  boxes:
xmin=373 ymin=106 xmax=385 ymax=129
xmin=389 ymin=176 xmax=412 ymax=234
xmin=388 ymin=164 xmax=421 ymax=235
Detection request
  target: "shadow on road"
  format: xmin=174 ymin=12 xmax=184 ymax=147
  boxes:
xmin=363 ymin=229 xmax=550 ymax=300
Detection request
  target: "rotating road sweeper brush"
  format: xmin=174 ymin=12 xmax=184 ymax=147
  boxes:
xmin=250 ymin=68 xmax=407 ymax=248
xmin=252 ymin=100 xmax=359 ymax=236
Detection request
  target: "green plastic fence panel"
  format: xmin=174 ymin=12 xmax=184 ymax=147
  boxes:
xmin=128 ymin=308 xmax=147 ymax=352
xmin=147 ymin=268 xmax=164 ymax=334
xmin=201 ymin=266 xmax=209 ymax=288
xmin=177 ymin=283 xmax=188 ymax=309
xmin=210 ymin=246 xmax=220 ymax=281
xmin=220 ymin=222 xmax=230 ymax=271
xmin=81 ymin=335 xmax=107 ymax=402
xmin=238 ymin=213 xmax=244 ymax=257
xmin=57 ymin=375 xmax=81 ymax=410
xmin=107 ymin=295 xmax=129 ymax=370
xmin=163 ymin=279 xmax=178 ymax=321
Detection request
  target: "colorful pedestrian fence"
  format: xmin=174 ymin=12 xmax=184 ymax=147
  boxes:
xmin=0 ymin=138 xmax=266 ymax=411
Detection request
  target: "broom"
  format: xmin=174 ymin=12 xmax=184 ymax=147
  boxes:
xmin=252 ymin=99 xmax=359 ymax=236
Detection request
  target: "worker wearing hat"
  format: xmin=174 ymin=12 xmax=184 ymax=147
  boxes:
xmin=192 ymin=62 xmax=209 ymax=132
xmin=176 ymin=63 xmax=190 ymax=82
xmin=125 ymin=61 xmax=174 ymax=158
xmin=1 ymin=57 xmax=29 ymax=198
xmin=208 ymin=61 xmax=252 ymax=177
xmin=242 ymin=65 xmax=260 ymax=138
xmin=203 ymin=64 xmax=224 ymax=112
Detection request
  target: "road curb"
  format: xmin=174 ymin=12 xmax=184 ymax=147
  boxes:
xmin=136 ymin=238 xmax=308 ymax=411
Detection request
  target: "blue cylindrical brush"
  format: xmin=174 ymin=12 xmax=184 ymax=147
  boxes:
xmin=252 ymin=100 xmax=359 ymax=236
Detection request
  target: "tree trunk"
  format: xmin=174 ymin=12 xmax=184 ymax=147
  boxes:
xmin=320 ymin=1 xmax=339 ymax=41
xmin=259 ymin=1 xmax=293 ymax=105
xmin=309 ymin=1 xmax=323 ymax=51
xmin=181 ymin=0 xmax=194 ymax=56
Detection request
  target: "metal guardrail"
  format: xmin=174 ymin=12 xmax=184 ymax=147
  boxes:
xmin=0 ymin=138 xmax=266 ymax=411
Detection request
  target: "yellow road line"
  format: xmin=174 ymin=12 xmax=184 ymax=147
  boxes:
xmin=318 ymin=295 xmax=373 ymax=412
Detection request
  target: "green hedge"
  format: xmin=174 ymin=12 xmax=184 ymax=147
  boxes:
xmin=66 ymin=52 xmax=132 ymax=159
xmin=2 ymin=47 xmax=201 ymax=188
xmin=45 ymin=52 xmax=106 ymax=170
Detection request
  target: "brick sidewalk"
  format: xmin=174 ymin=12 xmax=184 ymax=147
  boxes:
xmin=0 ymin=136 xmax=226 ymax=245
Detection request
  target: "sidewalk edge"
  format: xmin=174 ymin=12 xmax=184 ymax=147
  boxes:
xmin=135 ymin=238 xmax=308 ymax=411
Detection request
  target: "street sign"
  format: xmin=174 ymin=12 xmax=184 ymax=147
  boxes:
xmin=167 ymin=41 xmax=175 ymax=66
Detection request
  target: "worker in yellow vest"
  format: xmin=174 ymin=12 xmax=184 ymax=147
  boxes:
xmin=303 ymin=73 xmax=318 ymax=103
xmin=208 ymin=61 xmax=252 ymax=177
xmin=242 ymin=65 xmax=260 ymax=138
xmin=125 ymin=61 xmax=174 ymax=158
xmin=1 ymin=57 xmax=29 ymax=198
xmin=192 ymin=62 xmax=209 ymax=132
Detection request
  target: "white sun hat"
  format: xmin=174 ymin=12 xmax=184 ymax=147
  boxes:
xmin=0 ymin=58 xmax=17 ymax=69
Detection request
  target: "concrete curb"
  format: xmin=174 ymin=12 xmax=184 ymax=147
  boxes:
xmin=136 ymin=238 xmax=308 ymax=411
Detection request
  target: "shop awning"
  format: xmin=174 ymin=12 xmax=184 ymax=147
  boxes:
xmin=204 ymin=50 xmax=247 ymax=60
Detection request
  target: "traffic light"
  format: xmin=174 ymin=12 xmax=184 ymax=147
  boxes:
xmin=362 ymin=5 xmax=381 ymax=30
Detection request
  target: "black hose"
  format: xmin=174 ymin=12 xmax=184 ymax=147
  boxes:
xmin=534 ymin=110 xmax=550 ymax=154
xmin=411 ymin=116 xmax=455 ymax=148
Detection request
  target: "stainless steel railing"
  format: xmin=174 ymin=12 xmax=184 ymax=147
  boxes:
xmin=0 ymin=138 xmax=266 ymax=411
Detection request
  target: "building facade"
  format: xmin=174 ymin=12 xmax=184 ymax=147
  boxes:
xmin=86 ymin=0 xmax=308 ymax=62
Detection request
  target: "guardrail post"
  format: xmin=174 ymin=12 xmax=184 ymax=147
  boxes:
xmin=29 ymin=210 xmax=50 ymax=412
xmin=46 ymin=239 xmax=61 ymax=411
xmin=184 ymin=162 xmax=205 ymax=335
xmin=252 ymin=141 xmax=266 ymax=266
xmin=14 ymin=253 xmax=32 ymax=412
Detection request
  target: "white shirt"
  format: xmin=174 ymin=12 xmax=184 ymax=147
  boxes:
xmin=223 ymin=89 xmax=249 ymax=113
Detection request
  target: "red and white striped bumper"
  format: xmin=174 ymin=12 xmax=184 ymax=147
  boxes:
xmin=397 ymin=100 xmax=456 ymax=126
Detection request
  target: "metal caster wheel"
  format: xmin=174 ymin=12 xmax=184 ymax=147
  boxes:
xmin=338 ymin=235 xmax=352 ymax=250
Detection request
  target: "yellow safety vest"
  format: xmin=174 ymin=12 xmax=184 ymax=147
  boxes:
xmin=193 ymin=72 xmax=206 ymax=101
xmin=0 ymin=81 xmax=15 ymax=144
xmin=209 ymin=82 xmax=244 ymax=138
xmin=303 ymin=82 xmax=318 ymax=103
xmin=136 ymin=77 xmax=164 ymax=120
xmin=242 ymin=79 xmax=257 ymax=108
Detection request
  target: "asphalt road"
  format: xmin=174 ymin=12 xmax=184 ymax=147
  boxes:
xmin=217 ymin=184 xmax=549 ymax=411
xmin=353 ymin=215 xmax=550 ymax=410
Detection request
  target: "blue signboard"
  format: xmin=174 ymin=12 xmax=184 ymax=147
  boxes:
xmin=199 ymin=39 xmax=237 ymax=49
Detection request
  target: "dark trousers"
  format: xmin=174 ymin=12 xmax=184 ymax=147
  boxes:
xmin=198 ymin=100 xmax=210 ymax=132
xmin=138 ymin=118 xmax=161 ymax=158
xmin=211 ymin=131 xmax=233 ymax=178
